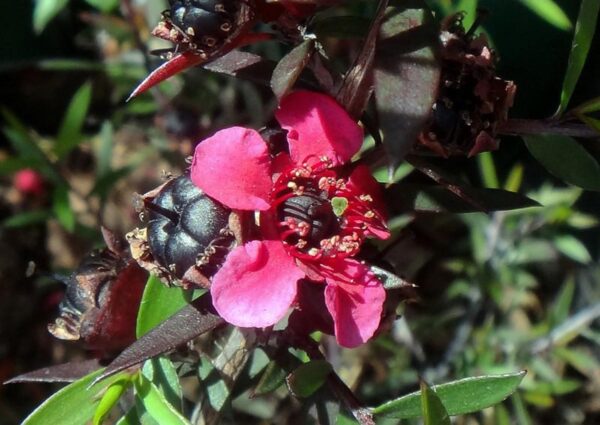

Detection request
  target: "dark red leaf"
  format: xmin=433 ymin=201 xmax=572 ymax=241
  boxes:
xmin=385 ymin=183 xmax=539 ymax=214
xmin=373 ymin=0 xmax=441 ymax=164
xmin=271 ymin=39 xmax=316 ymax=100
xmin=336 ymin=0 xmax=388 ymax=119
xmin=4 ymin=359 xmax=101 ymax=384
xmin=91 ymin=294 xmax=223 ymax=385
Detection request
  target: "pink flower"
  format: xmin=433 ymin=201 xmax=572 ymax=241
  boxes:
xmin=190 ymin=91 xmax=390 ymax=347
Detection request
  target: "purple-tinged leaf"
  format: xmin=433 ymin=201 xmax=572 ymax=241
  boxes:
xmin=92 ymin=295 xmax=223 ymax=386
xmin=374 ymin=0 xmax=441 ymax=164
xmin=4 ymin=359 xmax=102 ymax=384
xmin=205 ymin=51 xmax=276 ymax=84
xmin=385 ymin=183 xmax=539 ymax=214
xmin=271 ymin=40 xmax=316 ymax=100
xmin=336 ymin=0 xmax=388 ymax=119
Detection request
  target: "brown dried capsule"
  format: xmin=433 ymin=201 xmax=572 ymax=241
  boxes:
xmin=48 ymin=228 xmax=148 ymax=356
xmin=418 ymin=12 xmax=516 ymax=157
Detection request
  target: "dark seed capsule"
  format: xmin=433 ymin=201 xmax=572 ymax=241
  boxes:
xmin=146 ymin=175 xmax=231 ymax=279
xmin=168 ymin=0 xmax=239 ymax=49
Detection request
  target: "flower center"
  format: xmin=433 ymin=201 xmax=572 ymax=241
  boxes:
xmin=271 ymin=157 xmax=378 ymax=262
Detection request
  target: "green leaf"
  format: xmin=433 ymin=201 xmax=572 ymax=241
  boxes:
xmin=420 ymin=381 xmax=451 ymax=425
xmin=478 ymin=152 xmax=499 ymax=189
xmin=551 ymin=278 xmax=575 ymax=326
xmin=93 ymin=378 xmax=131 ymax=425
xmin=519 ymin=0 xmax=571 ymax=31
xmin=578 ymin=115 xmax=600 ymax=133
xmin=573 ymin=96 xmax=600 ymax=115
xmin=84 ymin=0 xmax=119 ymax=13
xmin=33 ymin=0 xmax=70 ymax=33
xmin=52 ymin=185 xmax=75 ymax=232
xmin=136 ymin=274 xmax=192 ymax=338
xmin=55 ymin=82 xmax=93 ymax=158
xmin=253 ymin=361 xmax=288 ymax=396
xmin=556 ymin=0 xmax=600 ymax=114
xmin=22 ymin=368 xmax=129 ymax=425
xmin=372 ymin=371 xmax=526 ymax=418
xmin=554 ymin=235 xmax=592 ymax=263
xmin=2 ymin=210 xmax=51 ymax=228
xmin=134 ymin=374 xmax=191 ymax=425
xmin=524 ymin=135 xmax=600 ymax=191
xmin=286 ymin=360 xmax=332 ymax=398
xmin=504 ymin=163 xmax=524 ymax=192
xmin=142 ymin=358 xmax=183 ymax=413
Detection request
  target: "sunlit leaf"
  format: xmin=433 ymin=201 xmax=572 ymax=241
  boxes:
xmin=519 ymin=0 xmax=571 ymax=31
xmin=134 ymin=374 xmax=191 ymax=425
xmin=33 ymin=0 xmax=69 ymax=34
xmin=142 ymin=358 xmax=183 ymax=413
xmin=136 ymin=274 xmax=192 ymax=338
xmin=22 ymin=369 xmax=129 ymax=425
xmin=93 ymin=378 xmax=131 ymax=425
xmin=524 ymin=135 xmax=600 ymax=191
xmin=373 ymin=372 xmax=526 ymax=418
xmin=420 ymin=380 xmax=451 ymax=425
xmin=573 ymin=96 xmax=600 ymax=115
xmin=556 ymin=0 xmax=600 ymax=114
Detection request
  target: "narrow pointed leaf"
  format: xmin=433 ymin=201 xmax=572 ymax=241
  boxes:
xmin=93 ymin=294 xmax=223 ymax=385
xmin=271 ymin=40 xmax=315 ymax=100
xmin=93 ymin=378 xmax=131 ymax=425
xmin=136 ymin=274 xmax=191 ymax=338
xmin=372 ymin=371 xmax=526 ymax=418
xmin=134 ymin=374 xmax=191 ymax=425
xmin=373 ymin=0 xmax=441 ymax=164
xmin=55 ymin=81 xmax=92 ymax=158
xmin=524 ymin=135 xmax=600 ymax=191
xmin=286 ymin=360 xmax=333 ymax=398
xmin=52 ymin=185 xmax=76 ymax=232
xmin=33 ymin=0 xmax=69 ymax=33
xmin=385 ymin=184 xmax=539 ymax=214
xmin=336 ymin=0 xmax=388 ymax=118
xmin=4 ymin=359 xmax=101 ymax=384
xmin=253 ymin=361 xmax=288 ymax=396
xmin=420 ymin=381 xmax=450 ymax=425
xmin=142 ymin=357 xmax=184 ymax=413
xmin=556 ymin=0 xmax=600 ymax=114
xmin=128 ymin=52 xmax=206 ymax=101
xmin=519 ymin=0 xmax=571 ymax=31
xmin=22 ymin=368 xmax=129 ymax=425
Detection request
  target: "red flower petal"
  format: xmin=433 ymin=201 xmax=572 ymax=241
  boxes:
xmin=347 ymin=165 xmax=390 ymax=239
xmin=210 ymin=240 xmax=303 ymax=328
xmin=323 ymin=259 xmax=385 ymax=348
xmin=191 ymin=127 xmax=272 ymax=210
xmin=276 ymin=91 xmax=364 ymax=166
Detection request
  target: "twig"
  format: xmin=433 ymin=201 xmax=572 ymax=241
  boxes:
xmin=498 ymin=118 xmax=599 ymax=139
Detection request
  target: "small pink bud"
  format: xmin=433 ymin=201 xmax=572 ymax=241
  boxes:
xmin=13 ymin=169 xmax=45 ymax=196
